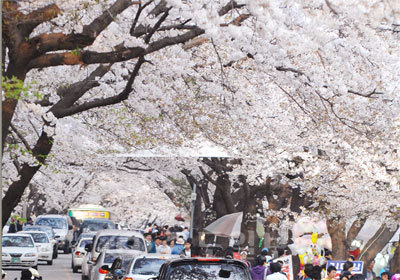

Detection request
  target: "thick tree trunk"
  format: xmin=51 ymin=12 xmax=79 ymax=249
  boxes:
xmin=327 ymin=218 xmax=347 ymax=260
xmin=390 ymin=234 xmax=400 ymax=272
xmin=359 ymin=225 xmax=400 ymax=269
xmin=2 ymin=129 xmax=53 ymax=226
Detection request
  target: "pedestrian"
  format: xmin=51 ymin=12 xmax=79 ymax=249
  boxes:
xmin=179 ymin=240 xmax=192 ymax=257
xmin=240 ymin=251 xmax=251 ymax=268
xmin=250 ymin=255 xmax=267 ymax=280
xmin=168 ymin=239 xmax=176 ymax=250
xmin=157 ymin=237 xmax=171 ymax=254
xmin=8 ymin=217 xmax=16 ymax=233
xmin=381 ymin=272 xmax=390 ymax=280
xmin=16 ymin=219 xmax=24 ymax=232
xmin=364 ymin=260 xmax=376 ymax=280
xmin=154 ymin=236 xmax=162 ymax=252
xmin=277 ymin=261 xmax=287 ymax=276
xmin=171 ymin=237 xmax=185 ymax=255
xmin=341 ymin=261 xmax=354 ymax=279
xmin=266 ymin=262 xmax=288 ymax=280
xmin=300 ymin=264 xmax=314 ymax=280
xmin=224 ymin=247 xmax=234 ymax=259
xmin=182 ymin=227 xmax=190 ymax=240
xmin=323 ymin=265 xmax=337 ymax=280
xmin=144 ymin=233 xmax=156 ymax=253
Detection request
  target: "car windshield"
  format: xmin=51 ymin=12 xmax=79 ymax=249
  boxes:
xmin=104 ymin=253 xmax=133 ymax=269
xmin=132 ymin=258 xmax=166 ymax=275
xmin=95 ymin=236 xmax=145 ymax=252
xmin=36 ymin=217 xmax=67 ymax=229
xmin=166 ymin=262 xmax=249 ymax=280
xmin=2 ymin=236 xmax=34 ymax=248
xmin=79 ymin=239 xmax=92 ymax=248
xmin=27 ymin=232 xmax=49 ymax=243
xmin=81 ymin=221 xmax=114 ymax=232
xmin=24 ymin=226 xmax=54 ymax=239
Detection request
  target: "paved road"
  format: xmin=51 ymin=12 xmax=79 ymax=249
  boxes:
xmin=3 ymin=253 xmax=81 ymax=280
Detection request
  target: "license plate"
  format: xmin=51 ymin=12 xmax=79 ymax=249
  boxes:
xmin=11 ymin=257 xmax=20 ymax=263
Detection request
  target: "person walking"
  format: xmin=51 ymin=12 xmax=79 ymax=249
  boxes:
xmin=157 ymin=237 xmax=171 ymax=254
xmin=266 ymin=263 xmax=288 ymax=280
xmin=250 ymin=255 xmax=267 ymax=280
xmin=171 ymin=237 xmax=185 ymax=255
xmin=179 ymin=240 xmax=192 ymax=257
xmin=323 ymin=266 xmax=337 ymax=280
xmin=8 ymin=217 xmax=17 ymax=233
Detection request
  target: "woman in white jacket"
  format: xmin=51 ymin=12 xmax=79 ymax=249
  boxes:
xmin=266 ymin=262 xmax=288 ymax=280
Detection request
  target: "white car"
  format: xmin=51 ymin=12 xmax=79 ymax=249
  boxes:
xmin=72 ymin=237 xmax=92 ymax=273
xmin=123 ymin=254 xmax=178 ymax=280
xmin=24 ymin=225 xmax=59 ymax=259
xmin=90 ymin=249 xmax=140 ymax=280
xmin=2 ymin=233 xmax=38 ymax=269
xmin=24 ymin=231 xmax=54 ymax=265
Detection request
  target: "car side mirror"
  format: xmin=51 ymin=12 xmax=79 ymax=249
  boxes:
xmin=68 ymin=225 xmax=73 ymax=230
xmin=85 ymin=243 xmax=92 ymax=252
xmin=55 ymin=235 xmax=60 ymax=239
xmin=71 ymin=241 xmax=76 ymax=246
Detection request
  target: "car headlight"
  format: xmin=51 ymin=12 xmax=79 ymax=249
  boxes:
xmin=2 ymin=253 xmax=8 ymax=257
xmin=24 ymin=253 xmax=37 ymax=257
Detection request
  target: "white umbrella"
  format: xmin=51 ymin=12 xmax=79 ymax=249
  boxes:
xmin=204 ymin=212 xmax=243 ymax=239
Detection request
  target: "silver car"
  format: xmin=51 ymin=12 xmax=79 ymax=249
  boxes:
xmin=72 ymin=237 xmax=93 ymax=273
xmin=122 ymin=254 xmax=178 ymax=280
xmin=89 ymin=249 xmax=141 ymax=280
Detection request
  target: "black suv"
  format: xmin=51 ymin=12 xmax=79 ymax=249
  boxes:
xmin=154 ymin=257 xmax=252 ymax=280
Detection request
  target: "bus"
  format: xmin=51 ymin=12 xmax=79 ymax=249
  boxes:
xmin=67 ymin=204 xmax=112 ymax=222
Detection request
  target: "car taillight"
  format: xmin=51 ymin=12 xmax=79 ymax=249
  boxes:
xmin=124 ymin=278 xmax=133 ymax=280
xmin=75 ymin=251 xmax=81 ymax=256
xmin=198 ymin=258 xmax=220 ymax=261
xmin=99 ymin=268 xmax=108 ymax=274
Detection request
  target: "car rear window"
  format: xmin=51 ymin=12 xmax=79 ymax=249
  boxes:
xmin=132 ymin=258 xmax=166 ymax=275
xmin=166 ymin=262 xmax=250 ymax=280
xmin=104 ymin=253 xmax=133 ymax=269
xmin=95 ymin=235 xmax=145 ymax=252
xmin=36 ymin=217 xmax=67 ymax=229
xmin=27 ymin=232 xmax=49 ymax=243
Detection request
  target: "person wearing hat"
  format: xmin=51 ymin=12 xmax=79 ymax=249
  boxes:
xmin=240 ymin=251 xmax=251 ymax=268
xmin=179 ymin=240 xmax=192 ymax=257
xmin=171 ymin=237 xmax=185 ymax=255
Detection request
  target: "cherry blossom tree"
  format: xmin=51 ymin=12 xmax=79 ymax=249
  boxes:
xmin=2 ymin=0 xmax=400 ymax=270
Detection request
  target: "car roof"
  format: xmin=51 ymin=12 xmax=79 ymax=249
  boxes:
xmin=102 ymin=249 xmax=145 ymax=255
xmin=82 ymin=218 xmax=114 ymax=223
xmin=3 ymin=233 xmax=34 ymax=238
xmin=22 ymin=231 xmax=48 ymax=235
xmin=165 ymin=257 xmax=246 ymax=266
xmin=95 ymin=229 xmax=144 ymax=238
xmin=133 ymin=253 xmax=178 ymax=260
xmin=36 ymin=214 xmax=69 ymax=218
xmin=25 ymin=225 xmax=53 ymax=229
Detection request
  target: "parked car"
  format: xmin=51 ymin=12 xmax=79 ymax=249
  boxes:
xmin=89 ymin=249 xmax=140 ymax=280
xmin=23 ymin=231 xmax=54 ymax=265
xmin=121 ymin=254 xmax=178 ymax=280
xmin=23 ymin=225 xmax=59 ymax=259
xmin=35 ymin=214 xmax=74 ymax=253
xmin=155 ymin=257 xmax=252 ymax=280
xmin=2 ymin=233 xmax=38 ymax=269
xmin=77 ymin=219 xmax=116 ymax=239
xmin=72 ymin=237 xmax=93 ymax=273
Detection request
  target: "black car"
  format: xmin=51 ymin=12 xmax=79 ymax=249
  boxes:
xmin=154 ymin=257 xmax=252 ymax=280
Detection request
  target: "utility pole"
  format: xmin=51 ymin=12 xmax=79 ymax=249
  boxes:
xmin=189 ymin=181 xmax=197 ymax=239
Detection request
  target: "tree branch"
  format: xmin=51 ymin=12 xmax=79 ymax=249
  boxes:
xmin=348 ymin=88 xmax=384 ymax=98
xmin=10 ymin=123 xmax=32 ymax=152
xmin=54 ymin=56 xmax=146 ymax=118
xmin=50 ymin=64 xmax=112 ymax=118
xmin=144 ymin=8 xmax=171 ymax=44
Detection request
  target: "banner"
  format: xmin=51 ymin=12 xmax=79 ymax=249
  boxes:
xmin=275 ymin=255 xmax=294 ymax=280
xmin=326 ymin=260 xmax=364 ymax=276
